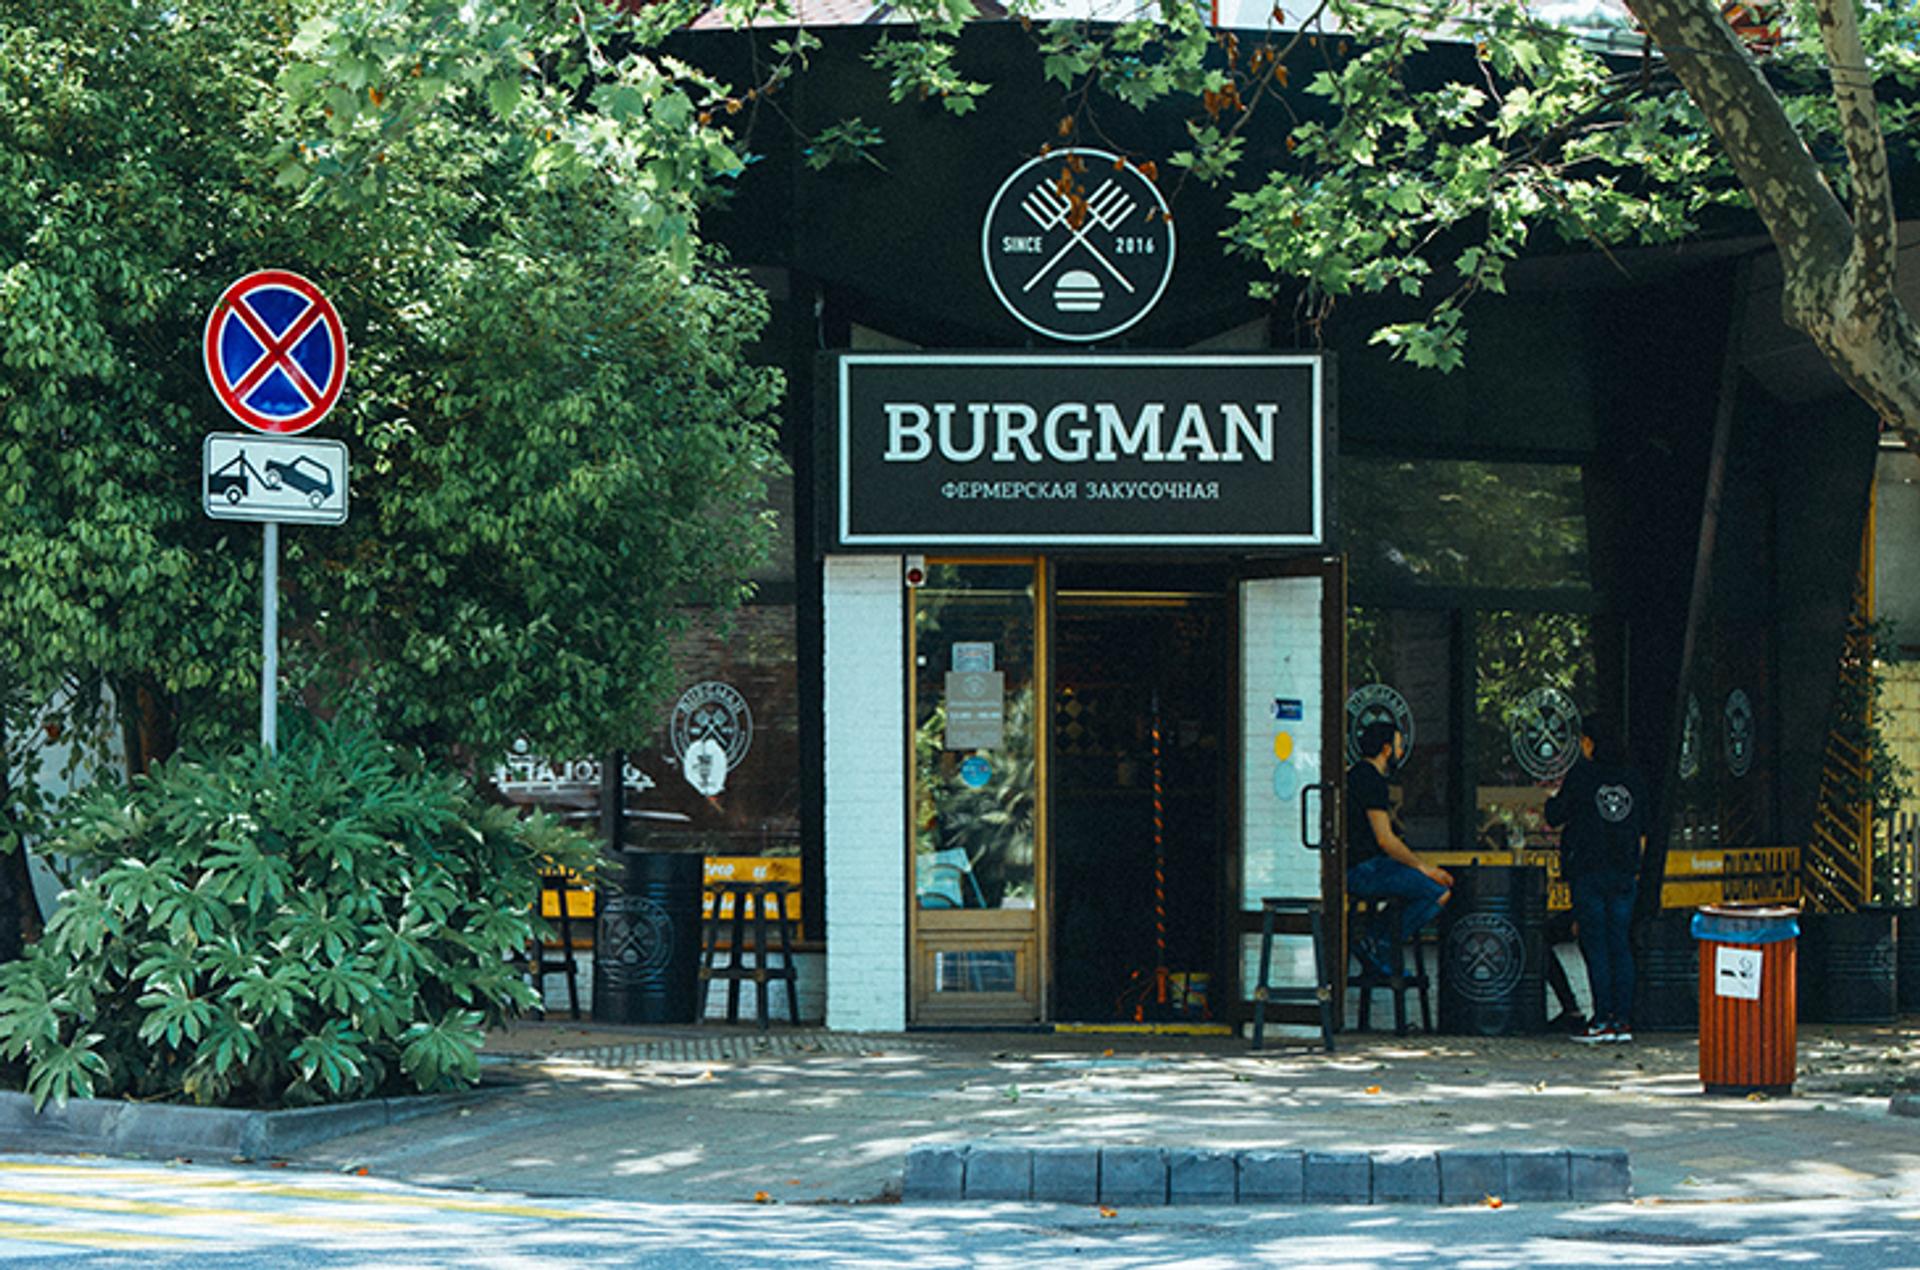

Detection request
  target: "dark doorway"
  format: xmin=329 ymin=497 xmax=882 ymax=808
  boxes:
xmin=1049 ymin=592 xmax=1229 ymax=1022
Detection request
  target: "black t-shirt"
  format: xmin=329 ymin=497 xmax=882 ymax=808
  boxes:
xmin=1545 ymin=758 xmax=1649 ymax=878
xmin=1345 ymin=760 xmax=1393 ymax=867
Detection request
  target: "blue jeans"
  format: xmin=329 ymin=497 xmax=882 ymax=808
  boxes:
xmin=1346 ymin=856 xmax=1449 ymax=947
xmin=1570 ymin=873 xmax=1637 ymax=1026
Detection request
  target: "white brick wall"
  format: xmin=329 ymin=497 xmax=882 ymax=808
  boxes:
xmin=823 ymin=555 xmax=908 ymax=1032
xmin=1240 ymin=576 xmax=1327 ymax=1000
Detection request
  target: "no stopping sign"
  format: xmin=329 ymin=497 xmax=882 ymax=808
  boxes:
xmin=203 ymin=270 xmax=348 ymax=435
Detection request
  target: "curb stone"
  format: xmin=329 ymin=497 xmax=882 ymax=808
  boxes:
xmin=0 ymin=1085 xmax=503 ymax=1160
xmin=904 ymin=1143 xmax=1631 ymax=1206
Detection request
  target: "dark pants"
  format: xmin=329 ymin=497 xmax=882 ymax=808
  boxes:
xmin=1570 ymin=872 xmax=1637 ymax=1027
xmin=1347 ymin=856 xmax=1448 ymax=947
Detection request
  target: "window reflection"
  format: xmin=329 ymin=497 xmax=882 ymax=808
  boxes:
xmin=1347 ymin=607 xmax=1452 ymax=849
xmin=912 ymin=564 xmax=1038 ymax=911
xmin=1474 ymin=611 xmax=1598 ymax=853
xmin=1344 ymin=458 xmax=1590 ymax=592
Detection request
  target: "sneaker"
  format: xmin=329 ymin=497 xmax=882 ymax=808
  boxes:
xmin=1571 ymin=1021 xmax=1615 ymax=1045
xmin=1607 ymin=1023 xmax=1633 ymax=1044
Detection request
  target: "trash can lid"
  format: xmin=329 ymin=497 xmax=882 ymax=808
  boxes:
xmin=1692 ymin=905 xmax=1799 ymax=944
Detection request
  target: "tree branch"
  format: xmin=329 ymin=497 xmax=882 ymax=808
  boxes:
xmin=1620 ymin=0 xmax=1852 ymax=300
xmin=1811 ymin=0 xmax=1896 ymax=312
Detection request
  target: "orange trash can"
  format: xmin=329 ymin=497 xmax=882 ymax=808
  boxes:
xmin=1692 ymin=905 xmax=1799 ymax=1096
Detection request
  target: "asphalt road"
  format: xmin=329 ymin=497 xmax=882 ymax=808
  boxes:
xmin=2 ymin=1154 xmax=1920 ymax=1267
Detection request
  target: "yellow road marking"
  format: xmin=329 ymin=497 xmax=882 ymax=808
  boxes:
xmin=0 ymin=1187 xmax=408 ymax=1232
xmin=0 ymin=1218 xmax=193 ymax=1249
xmin=0 ymin=1163 xmax=587 ymax=1221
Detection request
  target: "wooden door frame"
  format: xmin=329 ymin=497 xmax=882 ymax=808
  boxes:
xmin=906 ymin=556 xmax=1048 ymax=1025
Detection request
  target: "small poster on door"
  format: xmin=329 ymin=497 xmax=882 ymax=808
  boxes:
xmin=1714 ymin=946 xmax=1763 ymax=1000
xmin=953 ymin=642 xmax=996 ymax=673
xmin=945 ymin=670 xmax=1005 ymax=750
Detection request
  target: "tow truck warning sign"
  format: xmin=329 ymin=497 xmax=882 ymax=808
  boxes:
xmin=203 ymin=432 xmax=349 ymax=524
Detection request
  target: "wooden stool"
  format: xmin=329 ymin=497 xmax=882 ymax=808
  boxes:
xmin=699 ymin=881 xmax=800 ymax=1030
xmin=529 ymin=872 xmax=583 ymax=1021
xmin=1251 ymin=897 xmax=1335 ymax=1052
xmin=1348 ymin=896 xmax=1432 ymax=1036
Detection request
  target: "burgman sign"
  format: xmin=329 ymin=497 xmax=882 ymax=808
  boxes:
xmin=981 ymin=148 xmax=1176 ymax=343
xmin=831 ymin=352 xmax=1332 ymax=549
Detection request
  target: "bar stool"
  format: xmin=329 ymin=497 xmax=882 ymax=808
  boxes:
xmin=699 ymin=880 xmax=801 ymax=1030
xmin=1347 ymin=895 xmax=1432 ymax=1036
xmin=529 ymin=872 xmax=583 ymax=1021
xmin=1250 ymin=897 xmax=1336 ymax=1052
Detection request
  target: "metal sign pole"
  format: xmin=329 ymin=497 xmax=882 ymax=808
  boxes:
xmin=262 ymin=522 xmax=278 ymax=753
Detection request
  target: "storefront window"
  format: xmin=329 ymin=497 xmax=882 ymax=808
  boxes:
xmin=1343 ymin=457 xmax=1590 ymax=593
xmin=1473 ymin=611 xmax=1599 ymax=853
xmin=1346 ymin=606 xmax=1453 ymax=849
xmin=911 ymin=563 xmax=1039 ymax=911
xmin=1671 ymin=464 xmax=1777 ymax=847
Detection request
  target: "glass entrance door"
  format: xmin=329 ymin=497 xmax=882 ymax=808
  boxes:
xmin=909 ymin=561 xmax=1044 ymax=1023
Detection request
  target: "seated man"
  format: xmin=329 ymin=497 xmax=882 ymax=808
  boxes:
xmin=1346 ymin=721 xmax=1453 ymax=975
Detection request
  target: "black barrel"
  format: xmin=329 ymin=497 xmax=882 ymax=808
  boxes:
xmin=1798 ymin=909 xmax=1897 ymax=1024
xmin=592 ymin=850 xmax=706 ymax=1024
xmin=1898 ymin=908 xmax=1920 ymax=1014
xmin=1439 ymin=865 xmax=1547 ymax=1035
xmin=1633 ymin=909 xmax=1700 ymax=1033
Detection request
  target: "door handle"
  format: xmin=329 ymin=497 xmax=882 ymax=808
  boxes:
xmin=1301 ymin=782 xmax=1335 ymax=851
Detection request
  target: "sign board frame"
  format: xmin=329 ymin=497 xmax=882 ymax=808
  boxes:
xmin=203 ymin=433 xmax=350 ymax=525
xmin=829 ymin=352 xmax=1334 ymax=550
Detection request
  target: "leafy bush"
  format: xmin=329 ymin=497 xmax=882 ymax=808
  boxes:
xmin=0 ymin=723 xmax=598 ymax=1110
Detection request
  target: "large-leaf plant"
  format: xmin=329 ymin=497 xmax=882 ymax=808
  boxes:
xmin=0 ymin=721 xmax=598 ymax=1110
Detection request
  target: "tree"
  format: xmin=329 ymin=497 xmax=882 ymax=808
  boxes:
xmin=666 ymin=0 xmax=1916 ymax=434
xmin=0 ymin=0 xmax=784 ymax=786
xmin=1622 ymin=0 xmax=1919 ymax=436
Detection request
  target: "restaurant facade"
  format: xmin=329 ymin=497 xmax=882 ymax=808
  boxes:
xmin=524 ymin=19 xmax=1904 ymax=1033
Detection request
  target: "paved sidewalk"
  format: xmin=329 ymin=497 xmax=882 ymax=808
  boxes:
xmin=283 ymin=1018 xmax=1920 ymax=1207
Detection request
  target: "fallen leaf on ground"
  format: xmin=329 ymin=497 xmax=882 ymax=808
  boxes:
xmin=1484 ymin=1195 xmax=1503 ymax=1208
xmin=1364 ymin=1084 xmax=1382 ymax=1094
xmin=1747 ymin=1092 xmax=1768 ymax=1102
xmin=753 ymin=1191 xmax=772 ymax=1204
xmin=1098 ymin=1206 xmax=1118 ymax=1218
xmin=355 ymin=1168 xmax=370 ymax=1177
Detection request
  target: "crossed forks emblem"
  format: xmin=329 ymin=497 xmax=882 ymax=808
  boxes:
xmin=1020 ymin=178 xmax=1140 ymax=296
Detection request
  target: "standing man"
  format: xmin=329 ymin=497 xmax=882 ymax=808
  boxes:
xmin=1346 ymin=720 xmax=1453 ymax=974
xmin=1546 ymin=713 xmax=1648 ymax=1044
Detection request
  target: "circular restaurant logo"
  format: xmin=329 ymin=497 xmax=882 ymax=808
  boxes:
xmin=1345 ymin=683 xmax=1414 ymax=770
xmin=598 ymin=894 xmax=674 ymax=988
xmin=1444 ymin=913 xmax=1526 ymax=1003
xmin=670 ymin=681 xmax=753 ymax=794
xmin=981 ymin=148 xmax=1176 ymax=343
xmin=1724 ymin=688 xmax=1755 ymax=778
xmin=1508 ymin=686 xmax=1582 ymax=782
